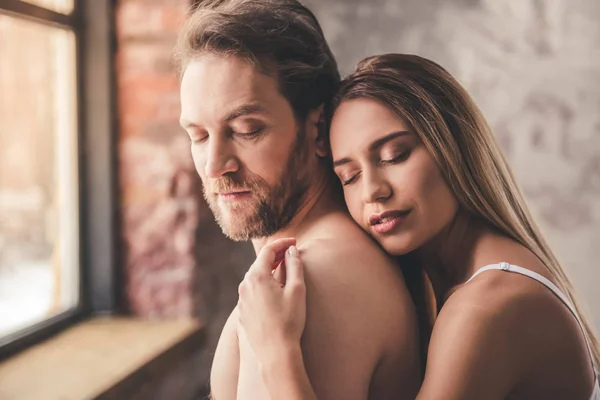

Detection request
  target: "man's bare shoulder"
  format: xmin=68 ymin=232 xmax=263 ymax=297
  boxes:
xmin=300 ymin=215 xmax=401 ymax=276
xmin=297 ymin=215 xmax=414 ymax=319
xmin=301 ymin=234 xmax=406 ymax=292
xmin=296 ymin=220 xmax=421 ymax=399
xmin=210 ymin=308 xmax=239 ymax=400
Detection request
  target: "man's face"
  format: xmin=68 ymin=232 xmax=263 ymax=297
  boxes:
xmin=180 ymin=54 xmax=312 ymax=241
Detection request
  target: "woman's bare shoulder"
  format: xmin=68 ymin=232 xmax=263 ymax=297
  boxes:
xmin=433 ymin=267 xmax=571 ymax=351
xmin=422 ymin=267 xmax=593 ymax=398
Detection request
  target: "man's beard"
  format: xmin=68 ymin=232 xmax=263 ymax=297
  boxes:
xmin=202 ymin=129 xmax=310 ymax=241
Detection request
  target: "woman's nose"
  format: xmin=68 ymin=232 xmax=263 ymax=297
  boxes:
xmin=361 ymin=169 xmax=392 ymax=204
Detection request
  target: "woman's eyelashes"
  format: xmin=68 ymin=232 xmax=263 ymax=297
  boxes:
xmin=381 ymin=149 xmax=411 ymax=165
xmin=338 ymin=149 xmax=412 ymax=186
xmin=341 ymin=172 xmax=360 ymax=186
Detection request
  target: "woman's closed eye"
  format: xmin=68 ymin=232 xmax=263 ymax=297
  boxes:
xmin=339 ymin=171 xmax=361 ymax=186
xmin=381 ymin=149 xmax=411 ymax=165
xmin=336 ymin=149 xmax=411 ymax=186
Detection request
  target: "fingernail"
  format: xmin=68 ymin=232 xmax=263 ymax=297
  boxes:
xmin=288 ymin=245 xmax=298 ymax=257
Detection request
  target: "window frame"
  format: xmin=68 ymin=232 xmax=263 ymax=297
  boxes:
xmin=0 ymin=0 xmax=119 ymax=360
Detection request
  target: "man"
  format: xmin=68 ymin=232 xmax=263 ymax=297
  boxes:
xmin=176 ymin=1 xmax=420 ymax=398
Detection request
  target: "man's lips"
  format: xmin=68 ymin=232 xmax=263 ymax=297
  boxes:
xmin=218 ymin=190 xmax=250 ymax=195
xmin=217 ymin=190 xmax=251 ymax=201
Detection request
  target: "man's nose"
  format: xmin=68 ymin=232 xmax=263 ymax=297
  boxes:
xmin=204 ymin=137 xmax=239 ymax=178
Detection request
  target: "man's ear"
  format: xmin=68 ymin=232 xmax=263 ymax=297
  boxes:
xmin=306 ymin=104 xmax=328 ymax=158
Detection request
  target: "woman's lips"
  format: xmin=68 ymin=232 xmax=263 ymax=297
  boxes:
xmin=369 ymin=210 xmax=411 ymax=234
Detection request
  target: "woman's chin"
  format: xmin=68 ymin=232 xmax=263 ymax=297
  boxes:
xmin=378 ymin=235 xmax=420 ymax=257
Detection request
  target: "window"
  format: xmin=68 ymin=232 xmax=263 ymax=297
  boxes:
xmin=0 ymin=0 xmax=117 ymax=358
xmin=0 ymin=10 xmax=79 ymax=340
xmin=20 ymin=0 xmax=74 ymax=14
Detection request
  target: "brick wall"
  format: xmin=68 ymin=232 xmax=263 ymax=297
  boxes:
xmin=114 ymin=0 xmax=253 ymax=394
xmin=116 ymin=0 xmax=196 ymax=318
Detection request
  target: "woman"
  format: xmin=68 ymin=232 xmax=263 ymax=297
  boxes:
xmin=236 ymin=54 xmax=600 ymax=399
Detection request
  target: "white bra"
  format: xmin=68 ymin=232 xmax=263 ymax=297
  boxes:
xmin=467 ymin=262 xmax=599 ymax=400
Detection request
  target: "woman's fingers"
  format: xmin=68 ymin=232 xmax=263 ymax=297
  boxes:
xmin=236 ymin=243 xmax=307 ymax=366
xmin=252 ymin=237 xmax=297 ymax=275
xmin=240 ymin=238 xmax=296 ymax=297
xmin=272 ymin=263 xmax=286 ymax=286
xmin=284 ymin=245 xmax=305 ymax=292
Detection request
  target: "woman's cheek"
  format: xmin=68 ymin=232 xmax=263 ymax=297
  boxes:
xmin=344 ymin=190 xmax=362 ymax=226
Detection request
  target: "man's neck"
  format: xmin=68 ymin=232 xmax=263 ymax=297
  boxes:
xmin=251 ymin=170 xmax=343 ymax=254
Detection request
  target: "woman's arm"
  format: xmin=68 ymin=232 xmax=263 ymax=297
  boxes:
xmin=237 ymin=239 xmax=318 ymax=400
xmin=260 ymin=343 xmax=318 ymax=400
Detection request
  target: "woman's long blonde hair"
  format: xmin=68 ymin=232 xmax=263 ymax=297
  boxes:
xmin=332 ymin=53 xmax=599 ymax=367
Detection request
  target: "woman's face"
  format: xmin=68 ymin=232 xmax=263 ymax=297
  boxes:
xmin=330 ymin=98 xmax=459 ymax=256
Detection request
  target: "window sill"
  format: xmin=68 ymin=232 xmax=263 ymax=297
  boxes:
xmin=0 ymin=316 xmax=205 ymax=400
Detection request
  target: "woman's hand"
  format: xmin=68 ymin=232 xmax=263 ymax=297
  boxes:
xmin=237 ymin=237 xmax=307 ymax=367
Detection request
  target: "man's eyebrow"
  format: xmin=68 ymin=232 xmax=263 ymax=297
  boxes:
xmin=224 ymin=103 xmax=269 ymax=122
xmin=179 ymin=103 xmax=269 ymax=129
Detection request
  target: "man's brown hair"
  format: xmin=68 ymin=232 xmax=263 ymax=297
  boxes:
xmin=175 ymin=0 xmax=340 ymax=122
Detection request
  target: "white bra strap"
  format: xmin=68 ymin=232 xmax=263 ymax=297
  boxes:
xmin=467 ymin=262 xmax=598 ymax=374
